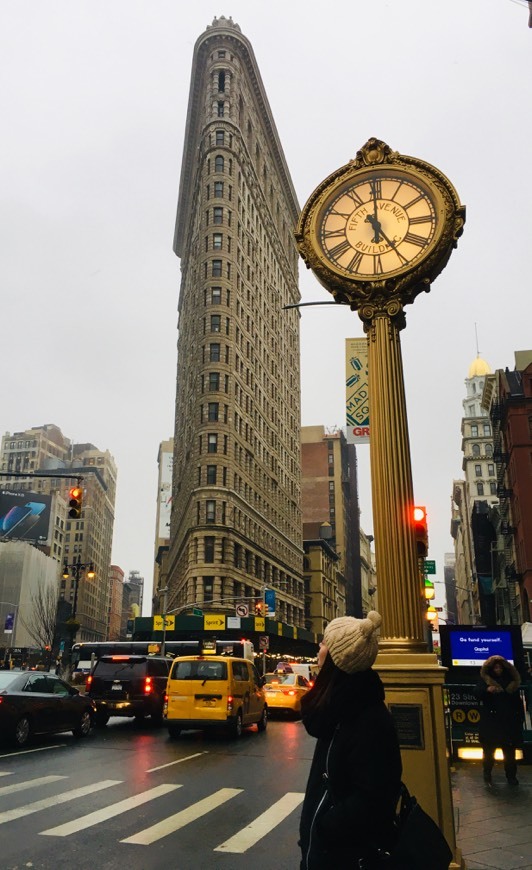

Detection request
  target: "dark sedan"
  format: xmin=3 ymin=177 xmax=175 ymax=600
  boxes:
xmin=0 ymin=670 xmax=96 ymax=747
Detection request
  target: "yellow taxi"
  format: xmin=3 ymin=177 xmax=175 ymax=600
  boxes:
xmin=263 ymin=671 xmax=310 ymax=717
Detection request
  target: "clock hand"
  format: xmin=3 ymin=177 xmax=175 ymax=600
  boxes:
xmin=365 ymin=213 xmax=382 ymax=244
xmin=378 ymin=227 xmax=408 ymax=262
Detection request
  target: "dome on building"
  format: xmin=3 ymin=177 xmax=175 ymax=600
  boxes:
xmin=467 ymin=356 xmax=491 ymax=378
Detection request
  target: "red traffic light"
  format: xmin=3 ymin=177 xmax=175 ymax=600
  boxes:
xmin=68 ymin=486 xmax=83 ymax=519
xmin=412 ymin=505 xmax=428 ymax=557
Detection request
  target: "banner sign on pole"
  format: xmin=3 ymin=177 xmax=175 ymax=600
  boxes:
xmin=345 ymin=338 xmax=370 ymax=445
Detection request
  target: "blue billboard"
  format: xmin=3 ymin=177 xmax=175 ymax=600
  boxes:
xmin=449 ymin=628 xmax=515 ymax=667
xmin=0 ymin=489 xmax=51 ymax=544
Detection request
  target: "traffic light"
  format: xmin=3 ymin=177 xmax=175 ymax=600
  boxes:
xmin=412 ymin=505 xmax=428 ymax=557
xmin=255 ymin=601 xmax=264 ymax=616
xmin=68 ymin=486 xmax=83 ymax=519
xmin=424 ymin=578 xmax=435 ymax=600
xmin=426 ymin=605 xmax=438 ymax=629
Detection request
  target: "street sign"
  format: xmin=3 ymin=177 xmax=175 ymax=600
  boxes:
xmin=192 ymin=607 xmax=203 ymax=617
xmin=235 ymin=603 xmax=249 ymax=617
xmin=259 ymin=635 xmax=269 ymax=650
xmin=424 ymin=560 xmax=436 ymax=574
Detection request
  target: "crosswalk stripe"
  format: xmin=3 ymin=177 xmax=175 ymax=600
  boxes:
xmin=0 ymin=744 xmax=67 ymax=759
xmin=147 ymin=751 xmax=208 ymax=772
xmin=121 ymin=787 xmax=243 ymax=845
xmin=0 ymin=779 xmax=121 ymax=826
xmin=0 ymin=775 xmax=66 ymax=797
xmin=0 ymin=773 xmax=12 ymax=778
xmin=214 ymin=792 xmax=304 ymax=853
xmin=40 ymin=784 xmax=181 ymax=836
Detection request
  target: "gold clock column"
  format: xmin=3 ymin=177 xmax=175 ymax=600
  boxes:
xmin=362 ymin=300 xmax=426 ymax=649
xmin=296 ymin=139 xmax=467 ymax=870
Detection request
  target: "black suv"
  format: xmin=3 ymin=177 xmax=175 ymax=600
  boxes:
xmin=87 ymin=655 xmax=171 ymax=726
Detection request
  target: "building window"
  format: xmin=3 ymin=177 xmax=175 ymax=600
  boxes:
xmin=211 ymin=287 xmax=222 ymax=304
xmin=209 ymin=343 xmax=221 ymax=362
xmin=208 ymin=402 xmax=219 ymax=421
xmin=490 ymin=482 xmax=497 ymax=495
xmin=472 ymin=444 xmax=480 ymax=457
xmin=210 ymin=314 xmax=221 ymax=332
xmin=471 ymin=424 xmax=478 ymax=437
xmin=216 ymin=130 xmax=224 ymax=146
xmin=204 ymin=576 xmax=214 ymax=601
xmin=215 ymin=156 xmax=224 ymax=173
xmin=206 ymin=465 xmax=217 ymax=485
xmin=208 ymin=372 xmax=220 ymax=391
xmin=476 ymin=482 xmax=484 ymax=496
xmin=213 ymin=207 xmax=223 ymax=224
xmin=217 ymin=101 xmax=225 ymax=117
xmin=206 ymin=501 xmax=216 ymax=523
xmin=213 ymin=233 xmax=223 ymax=249
xmin=217 ymin=70 xmax=226 ymax=92
xmin=207 ymin=434 xmax=218 ymax=453
xmin=485 ymin=444 xmax=493 ymax=457
xmin=204 ymin=536 xmax=215 ymax=562
xmin=488 ymin=463 xmax=495 ymax=476
xmin=212 ymin=259 xmax=222 ymax=277
xmin=475 ymin=464 xmax=482 ymax=477
xmin=214 ymin=182 xmax=224 ymax=197
xmin=483 ymin=423 xmax=491 ymax=436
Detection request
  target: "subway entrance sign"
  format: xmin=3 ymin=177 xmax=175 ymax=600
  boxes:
xmin=192 ymin=608 xmax=203 ymax=617
xmin=424 ymin=560 xmax=436 ymax=574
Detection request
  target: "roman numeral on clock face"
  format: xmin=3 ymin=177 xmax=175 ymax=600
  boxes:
xmin=323 ymin=228 xmax=346 ymax=240
xmin=346 ymin=190 xmax=364 ymax=208
xmin=408 ymin=214 xmax=433 ymax=225
xmin=403 ymin=231 xmax=428 ymax=247
xmin=328 ymin=239 xmax=352 ymax=259
xmin=369 ymin=178 xmax=382 ymax=199
xmin=347 ymin=250 xmax=364 ymax=271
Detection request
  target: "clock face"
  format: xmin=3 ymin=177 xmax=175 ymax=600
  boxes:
xmin=316 ymin=169 xmax=439 ymax=279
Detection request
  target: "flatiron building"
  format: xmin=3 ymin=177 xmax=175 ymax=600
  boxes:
xmin=166 ymin=17 xmax=303 ymax=626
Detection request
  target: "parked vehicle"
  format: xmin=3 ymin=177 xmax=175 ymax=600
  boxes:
xmin=164 ymin=655 xmax=267 ymax=739
xmin=0 ymin=670 xmax=96 ymax=747
xmin=85 ymin=655 xmax=171 ymax=726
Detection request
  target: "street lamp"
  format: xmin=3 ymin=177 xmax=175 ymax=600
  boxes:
xmin=62 ymin=556 xmax=95 ymax=658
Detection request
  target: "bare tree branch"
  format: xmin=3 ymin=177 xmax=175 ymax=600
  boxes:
xmin=20 ymin=581 xmax=58 ymax=650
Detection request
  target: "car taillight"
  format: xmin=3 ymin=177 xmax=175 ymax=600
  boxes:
xmin=308 ymin=681 xmax=314 ymax=688
xmin=227 ymin=694 xmax=233 ymax=713
xmin=85 ymin=675 xmax=93 ymax=690
xmin=144 ymin=676 xmax=153 ymax=695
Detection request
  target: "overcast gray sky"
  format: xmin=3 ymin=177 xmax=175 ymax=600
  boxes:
xmin=1 ymin=1 xmax=531 ymax=614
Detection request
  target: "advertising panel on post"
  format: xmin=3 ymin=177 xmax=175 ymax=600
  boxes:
xmin=439 ymin=624 xmax=526 ymax=674
xmin=0 ymin=489 xmax=51 ymax=543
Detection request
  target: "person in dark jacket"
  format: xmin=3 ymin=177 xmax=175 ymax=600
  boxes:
xmin=299 ymin=611 xmax=402 ymax=870
xmin=474 ymin=655 xmax=524 ymax=786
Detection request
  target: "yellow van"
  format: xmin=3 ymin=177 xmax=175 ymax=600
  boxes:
xmin=163 ymin=655 xmax=268 ymax=739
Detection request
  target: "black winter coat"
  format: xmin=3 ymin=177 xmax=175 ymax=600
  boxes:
xmin=299 ymin=669 xmax=402 ymax=870
xmin=474 ymin=656 xmax=524 ymax=748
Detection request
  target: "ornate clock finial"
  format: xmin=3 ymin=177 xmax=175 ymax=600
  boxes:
xmin=353 ymin=138 xmax=393 ymax=167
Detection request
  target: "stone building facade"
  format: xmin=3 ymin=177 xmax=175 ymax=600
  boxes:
xmin=166 ymin=18 xmax=304 ymax=626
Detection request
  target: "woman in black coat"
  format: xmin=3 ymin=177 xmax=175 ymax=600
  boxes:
xmin=299 ymin=612 xmax=402 ymax=870
xmin=474 ymin=655 xmax=524 ymax=786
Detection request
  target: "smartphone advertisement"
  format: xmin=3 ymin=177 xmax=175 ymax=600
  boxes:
xmin=0 ymin=489 xmax=51 ymax=543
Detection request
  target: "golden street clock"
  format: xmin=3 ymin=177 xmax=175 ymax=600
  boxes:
xmin=296 ymin=138 xmax=465 ymax=309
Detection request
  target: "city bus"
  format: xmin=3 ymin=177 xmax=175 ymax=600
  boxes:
xmin=71 ymin=638 xmax=254 ymax=674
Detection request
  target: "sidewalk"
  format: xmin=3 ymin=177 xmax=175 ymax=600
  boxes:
xmin=452 ymin=760 xmax=532 ymax=869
